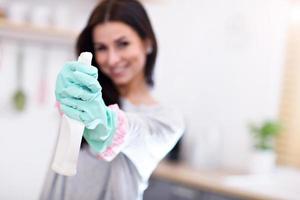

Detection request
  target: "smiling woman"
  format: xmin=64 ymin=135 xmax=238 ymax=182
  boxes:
xmin=40 ymin=0 xmax=184 ymax=200
xmin=76 ymin=0 xmax=158 ymax=106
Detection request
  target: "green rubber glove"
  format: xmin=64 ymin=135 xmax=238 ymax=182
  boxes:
xmin=55 ymin=61 xmax=99 ymax=96
xmin=83 ymin=110 xmax=117 ymax=152
xmin=55 ymin=61 xmax=101 ymax=128
xmin=59 ymin=91 xmax=117 ymax=152
xmin=55 ymin=61 xmax=118 ymax=152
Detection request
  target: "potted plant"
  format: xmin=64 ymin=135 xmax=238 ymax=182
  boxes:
xmin=248 ymin=120 xmax=283 ymax=173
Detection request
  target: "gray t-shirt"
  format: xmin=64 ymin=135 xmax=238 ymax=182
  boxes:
xmin=40 ymin=100 xmax=184 ymax=200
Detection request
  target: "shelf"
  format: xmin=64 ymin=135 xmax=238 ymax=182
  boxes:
xmin=0 ymin=19 xmax=78 ymax=45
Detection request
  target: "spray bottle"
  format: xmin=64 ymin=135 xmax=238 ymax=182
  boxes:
xmin=51 ymin=52 xmax=93 ymax=176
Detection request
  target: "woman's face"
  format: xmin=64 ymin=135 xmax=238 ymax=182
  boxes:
xmin=92 ymin=21 xmax=149 ymax=86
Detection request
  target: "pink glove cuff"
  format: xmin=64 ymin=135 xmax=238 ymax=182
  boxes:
xmin=96 ymin=104 xmax=128 ymax=161
xmin=55 ymin=101 xmax=63 ymax=116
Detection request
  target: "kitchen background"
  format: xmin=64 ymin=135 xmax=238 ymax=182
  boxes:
xmin=0 ymin=0 xmax=300 ymax=199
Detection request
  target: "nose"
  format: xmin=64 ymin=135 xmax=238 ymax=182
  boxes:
xmin=107 ymin=49 xmax=120 ymax=67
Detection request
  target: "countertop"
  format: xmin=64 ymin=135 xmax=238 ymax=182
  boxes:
xmin=152 ymin=161 xmax=300 ymax=200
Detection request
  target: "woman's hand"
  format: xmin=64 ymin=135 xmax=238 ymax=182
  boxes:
xmin=55 ymin=61 xmax=106 ymax=129
xmin=55 ymin=61 xmax=119 ymax=152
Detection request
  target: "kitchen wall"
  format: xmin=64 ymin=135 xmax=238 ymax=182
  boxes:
xmin=147 ymin=0 xmax=289 ymax=170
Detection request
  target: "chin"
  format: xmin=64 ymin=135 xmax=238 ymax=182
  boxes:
xmin=112 ymin=77 xmax=131 ymax=86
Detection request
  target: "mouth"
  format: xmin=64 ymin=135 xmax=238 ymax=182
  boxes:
xmin=109 ymin=65 xmax=127 ymax=78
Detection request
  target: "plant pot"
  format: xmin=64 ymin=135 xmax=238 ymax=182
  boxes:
xmin=248 ymin=149 xmax=276 ymax=173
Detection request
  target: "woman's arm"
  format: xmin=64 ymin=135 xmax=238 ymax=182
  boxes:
xmin=97 ymin=105 xmax=185 ymax=180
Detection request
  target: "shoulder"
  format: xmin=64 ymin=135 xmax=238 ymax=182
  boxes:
xmin=123 ymin=97 xmax=183 ymax=119
xmin=122 ymin=98 xmax=186 ymax=135
xmin=144 ymin=103 xmax=185 ymax=129
xmin=128 ymin=103 xmax=186 ymax=141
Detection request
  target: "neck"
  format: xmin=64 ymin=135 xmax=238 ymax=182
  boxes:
xmin=117 ymin=76 xmax=154 ymax=105
xmin=118 ymin=76 xmax=148 ymax=97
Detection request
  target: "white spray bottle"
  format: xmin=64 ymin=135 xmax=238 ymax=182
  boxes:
xmin=51 ymin=52 xmax=93 ymax=176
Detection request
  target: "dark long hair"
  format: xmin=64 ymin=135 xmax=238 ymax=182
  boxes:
xmin=76 ymin=0 xmax=158 ymax=107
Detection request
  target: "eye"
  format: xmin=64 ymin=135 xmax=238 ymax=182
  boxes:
xmin=94 ymin=44 xmax=107 ymax=52
xmin=117 ymin=41 xmax=129 ymax=49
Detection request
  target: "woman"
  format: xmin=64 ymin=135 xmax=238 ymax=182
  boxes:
xmin=41 ymin=0 xmax=184 ymax=199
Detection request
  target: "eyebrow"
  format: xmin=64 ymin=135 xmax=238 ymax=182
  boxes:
xmin=93 ymin=36 xmax=128 ymax=45
xmin=116 ymin=36 xmax=127 ymax=41
xmin=93 ymin=42 xmax=104 ymax=46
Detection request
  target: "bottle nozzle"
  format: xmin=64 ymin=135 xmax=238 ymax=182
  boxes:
xmin=78 ymin=52 xmax=93 ymax=65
